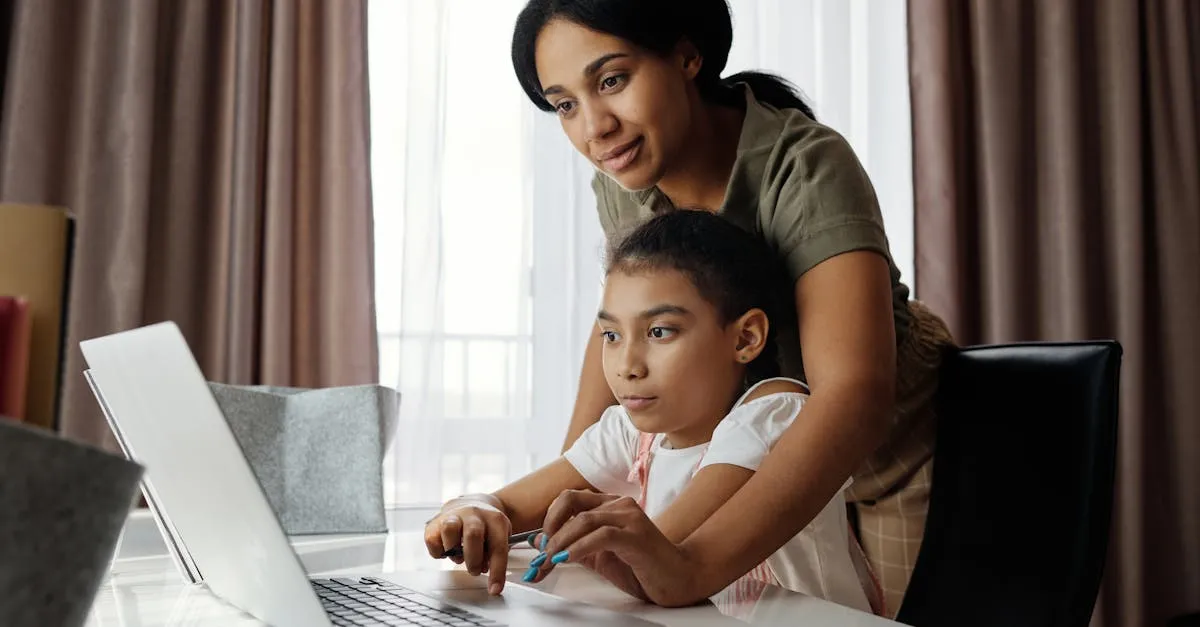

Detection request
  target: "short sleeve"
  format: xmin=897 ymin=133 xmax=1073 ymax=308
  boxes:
xmin=761 ymin=126 xmax=893 ymax=282
xmin=563 ymin=405 xmax=640 ymax=497
xmin=699 ymin=393 xmax=808 ymax=472
xmin=592 ymin=172 xmax=620 ymax=238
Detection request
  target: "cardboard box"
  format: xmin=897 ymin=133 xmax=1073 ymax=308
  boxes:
xmin=0 ymin=205 xmax=74 ymax=430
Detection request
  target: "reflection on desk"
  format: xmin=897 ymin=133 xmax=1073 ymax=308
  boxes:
xmin=87 ymin=524 xmax=905 ymax=627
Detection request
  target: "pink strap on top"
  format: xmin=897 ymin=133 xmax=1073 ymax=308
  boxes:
xmin=626 ymin=432 xmax=657 ymax=511
xmin=627 ymin=431 xmax=780 ymax=588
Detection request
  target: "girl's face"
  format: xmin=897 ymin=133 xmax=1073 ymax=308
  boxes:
xmin=597 ymin=267 xmax=767 ymax=447
xmin=534 ymin=19 xmax=699 ymax=192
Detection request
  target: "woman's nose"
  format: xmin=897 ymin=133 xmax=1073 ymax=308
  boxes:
xmin=583 ymin=100 xmax=618 ymax=142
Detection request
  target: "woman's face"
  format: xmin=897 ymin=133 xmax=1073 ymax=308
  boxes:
xmin=534 ymin=19 xmax=699 ymax=192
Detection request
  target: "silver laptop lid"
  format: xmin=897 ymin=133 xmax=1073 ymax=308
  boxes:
xmin=81 ymin=321 xmax=330 ymax=627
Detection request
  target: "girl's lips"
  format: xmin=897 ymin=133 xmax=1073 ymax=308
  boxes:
xmin=621 ymin=396 xmax=657 ymax=411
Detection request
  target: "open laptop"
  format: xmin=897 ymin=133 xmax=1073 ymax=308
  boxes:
xmin=81 ymin=321 xmax=654 ymax=627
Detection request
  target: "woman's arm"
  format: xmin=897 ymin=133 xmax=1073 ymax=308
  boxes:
xmin=677 ymin=249 xmax=896 ymax=597
xmin=650 ymin=379 xmax=808 ymax=543
xmin=533 ymin=250 xmax=897 ymax=606
xmin=653 ymin=465 xmax=755 ymax=543
xmin=560 ymin=326 xmax=617 ymax=453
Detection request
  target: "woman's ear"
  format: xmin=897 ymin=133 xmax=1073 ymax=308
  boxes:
xmin=732 ymin=308 xmax=769 ymax=364
xmin=675 ymin=39 xmax=703 ymax=80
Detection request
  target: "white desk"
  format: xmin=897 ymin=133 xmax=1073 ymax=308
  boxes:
xmin=85 ymin=509 xmax=906 ymax=627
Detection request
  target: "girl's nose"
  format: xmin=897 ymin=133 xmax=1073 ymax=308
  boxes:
xmin=616 ymin=345 xmax=647 ymax=380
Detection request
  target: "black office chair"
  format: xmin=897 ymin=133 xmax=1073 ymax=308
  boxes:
xmin=896 ymin=341 xmax=1122 ymax=627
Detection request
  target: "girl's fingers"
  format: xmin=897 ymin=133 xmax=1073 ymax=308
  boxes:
xmin=485 ymin=516 xmax=512 ymax=595
xmin=437 ymin=515 xmax=463 ymax=559
xmin=461 ymin=516 xmax=488 ymax=575
xmin=424 ymin=521 xmax=447 ymax=559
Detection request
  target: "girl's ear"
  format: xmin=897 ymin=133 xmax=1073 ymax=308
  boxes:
xmin=732 ymin=308 xmax=769 ymax=364
xmin=674 ymin=39 xmax=703 ymax=80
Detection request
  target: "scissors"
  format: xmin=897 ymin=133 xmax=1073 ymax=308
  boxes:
xmin=442 ymin=528 xmax=542 ymax=559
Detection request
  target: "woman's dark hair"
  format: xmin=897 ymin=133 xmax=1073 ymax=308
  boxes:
xmin=512 ymin=0 xmax=815 ymax=120
xmin=605 ymin=210 xmax=786 ymax=385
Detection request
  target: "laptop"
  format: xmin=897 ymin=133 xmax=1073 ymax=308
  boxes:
xmin=81 ymin=322 xmax=654 ymax=627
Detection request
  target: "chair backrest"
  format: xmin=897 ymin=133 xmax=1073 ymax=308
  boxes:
xmin=896 ymin=341 xmax=1122 ymax=627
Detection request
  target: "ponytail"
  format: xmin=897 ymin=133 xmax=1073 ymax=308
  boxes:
xmin=722 ymin=71 xmax=817 ymax=121
xmin=696 ymin=69 xmax=816 ymax=121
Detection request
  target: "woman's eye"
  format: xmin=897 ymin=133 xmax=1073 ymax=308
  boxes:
xmin=600 ymin=330 xmax=619 ymax=343
xmin=600 ymin=74 xmax=625 ymax=91
xmin=555 ymin=101 xmax=575 ymax=115
xmin=648 ymin=327 xmax=675 ymax=339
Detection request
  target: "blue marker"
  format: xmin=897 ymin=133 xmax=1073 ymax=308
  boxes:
xmin=442 ymin=528 xmax=542 ymax=559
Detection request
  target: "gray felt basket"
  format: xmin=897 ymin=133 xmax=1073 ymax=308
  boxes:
xmin=0 ymin=418 xmax=144 ymax=627
xmin=208 ymin=383 xmax=400 ymax=535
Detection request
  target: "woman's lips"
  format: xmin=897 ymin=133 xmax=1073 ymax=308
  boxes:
xmin=599 ymin=137 xmax=643 ymax=173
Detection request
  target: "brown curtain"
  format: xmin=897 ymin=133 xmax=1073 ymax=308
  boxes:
xmin=0 ymin=0 xmax=379 ymax=450
xmin=909 ymin=0 xmax=1200 ymax=625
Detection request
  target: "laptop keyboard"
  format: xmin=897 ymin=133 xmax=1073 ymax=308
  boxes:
xmin=312 ymin=577 xmax=505 ymax=627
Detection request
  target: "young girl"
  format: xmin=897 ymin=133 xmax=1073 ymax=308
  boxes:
xmin=425 ymin=209 xmax=881 ymax=614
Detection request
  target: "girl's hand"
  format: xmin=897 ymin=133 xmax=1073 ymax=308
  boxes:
xmin=424 ymin=497 xmax=512 ymax=595
xmin=521 ymin=490 xmax=703 ymax=607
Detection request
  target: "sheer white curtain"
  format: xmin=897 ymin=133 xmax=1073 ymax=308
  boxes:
xmin=368 ymin=0 xmax=913 ymax=507
xmin=370 ymin=0 xmax=538 ymax=506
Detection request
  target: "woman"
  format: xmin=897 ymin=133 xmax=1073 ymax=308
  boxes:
xmin=445 ymin=0 xmax=953 ymax=616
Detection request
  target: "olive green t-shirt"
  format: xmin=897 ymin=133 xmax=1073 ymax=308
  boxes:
xmin=592 ymin=84 xmax=912 ymax=382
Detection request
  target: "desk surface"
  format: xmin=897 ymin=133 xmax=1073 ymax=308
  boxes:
xmin=85 ymin=513 xmax=906 ymax=627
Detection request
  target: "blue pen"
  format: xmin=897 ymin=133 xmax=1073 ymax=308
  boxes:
xmin=442 ymin=528 xmax=542 ymax=559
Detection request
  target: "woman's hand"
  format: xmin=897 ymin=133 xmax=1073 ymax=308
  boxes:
xmin=522 ymin=490 xmax=704 ymax=607
xmin=424 ymin=496 xmax=512 ymax=595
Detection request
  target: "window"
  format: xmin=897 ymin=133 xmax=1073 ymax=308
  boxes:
xmin=369 ymin=0 xmax=556 ymax=506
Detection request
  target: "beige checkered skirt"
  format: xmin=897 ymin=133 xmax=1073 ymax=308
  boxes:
xmin=847 ymin=300 xmax=955 ymax=618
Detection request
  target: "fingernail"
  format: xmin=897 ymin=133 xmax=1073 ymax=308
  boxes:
xmin=522 ymin=566 xmax=539 ymax=583
xmin=550 ymin=550 xmax=569 ymax=564
xmin=489 ymin=583 xmax=502 ymax=595
xmin=529 ymin=552 xmax=547 ymax=568
xmin=444 ymin=515 xmax=460 ymax=524
xmin=540 ymin=535 xmax=549 ymax=550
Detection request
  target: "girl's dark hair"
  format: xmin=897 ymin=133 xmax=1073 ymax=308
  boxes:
xmin=605 ymin=210 xmax=786 ymax=385
xmin=512 ymin=0 xmax=815 ymax=120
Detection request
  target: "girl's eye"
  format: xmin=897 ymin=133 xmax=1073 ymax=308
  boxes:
xmin=600 ymin=330 xmax=619 ymax=343
xmin=648 ymin=327 xmax=676 ymax=340
xmin=555 ymin=101 xmax=575 ymax=115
